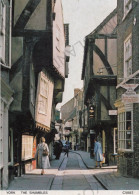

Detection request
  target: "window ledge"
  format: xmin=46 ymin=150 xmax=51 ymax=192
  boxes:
xmin=118 ymin=149 xmax=133 ymax=153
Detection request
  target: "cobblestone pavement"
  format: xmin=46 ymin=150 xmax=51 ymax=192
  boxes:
xmin=7 ymin=150 xmax=139 ymax=191
xmin=75 ymin=150 xmax=139 ymax=190
xmin=8 ymin=153 xmax=65 ymax=190
xmin=50 ymin=152 xmax=104 ymax=190
xmin=8 ymin=152 xmax=105 ymax=191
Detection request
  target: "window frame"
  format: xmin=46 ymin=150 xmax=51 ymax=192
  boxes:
xmin=124 ymin=0 xmax=132 ymax=17
xmin=114 ymin=128 xmax=118 ymax=154
xmin=124 ymin=34 xmax=132 ymax=78
xmin=38 ymin=77 xmax=48 ymax=115
xmin=118 ymin=109 xmax=133 ymax=152
xmin=22 ymin=135 xmax=33 ymax=161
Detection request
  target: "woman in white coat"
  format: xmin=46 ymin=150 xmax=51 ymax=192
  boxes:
xmin=35 ymin=137 xmax=50 ymax=175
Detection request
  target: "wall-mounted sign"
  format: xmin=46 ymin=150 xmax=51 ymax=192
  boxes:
xmin=109 ymin=110 xmax=117 ymax=115
xmin=120 ymin=83 xmax=139 ymax=103
xmin=122 ymin=94 xmax=139 ymax=103
xmin=121 ymin=84 xmax=139 ymax=103
xmin=121 ymin=84 xmax=139 ymax=91
xmin=90 ymin=130 xmax=95 ymax=134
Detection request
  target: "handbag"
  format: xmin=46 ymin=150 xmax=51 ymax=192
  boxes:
xmin=42 ymin=146 xmax=48 ymax=156
xmin=102 ymin=153 xmax=105 ymax=163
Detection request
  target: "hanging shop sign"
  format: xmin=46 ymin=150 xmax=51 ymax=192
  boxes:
xmin=121 ymin=84 xmax=139 ymax=103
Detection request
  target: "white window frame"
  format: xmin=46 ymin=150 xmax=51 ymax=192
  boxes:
xmin=22 ymin=135 xmax=33 ymax=161
xmin=124 ymin=0 xmax=132 ymax=17
xmin=118 ymin=109 xmax=133 ymax=152
xmin=0 ymin=0 xmax=6 ymax=62
xmin=38 ymin=77 xmax=48 ymax=115
xmin=124 ymin=34 xmax=132 ymax=78
xmin=113 ymin=128 xmax=118 ymax=154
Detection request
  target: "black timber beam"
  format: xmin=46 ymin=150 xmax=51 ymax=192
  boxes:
xmin=47 ymin=0 xmax=53 ymax=28
xmin=83 ymin=75 xmax=117 ymax=104
xmin=100 ymin=93 xmax=113 ymax=110
xmin=88 ymin=34 xmax=117 ymax=39
xmin=14 ymin=0 xmax=41 ymax=31
xmin=93 ymin=44 xmax=114 ymax=75
xmin=90 ymin=75 xmax=117 ymax=86
xmin=13 ymin=29 xmax=52 ymax=37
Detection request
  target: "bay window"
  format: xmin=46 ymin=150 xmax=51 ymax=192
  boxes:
xmin=38 ymin=77 xmax=48 ymax=115
xmin=118 ymin=110 xmax=133 ymax=151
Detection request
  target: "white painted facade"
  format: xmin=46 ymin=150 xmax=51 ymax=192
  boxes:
xmin=0 ymin=79 xmax=13 ymax=189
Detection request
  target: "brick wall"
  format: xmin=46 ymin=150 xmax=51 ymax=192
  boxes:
xmin=117 ymin=1 xmax=139 ymax=178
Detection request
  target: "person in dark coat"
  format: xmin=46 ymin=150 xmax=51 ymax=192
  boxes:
xmin=53 ymin=140 xmax=62 ymax=159
xmin=35 ymin=137 xmax=50 ymax=175
xmin=94 ymin=138 xmax=103 ymax=168
xmin=64 ymin=141 xmax=69 ymax=157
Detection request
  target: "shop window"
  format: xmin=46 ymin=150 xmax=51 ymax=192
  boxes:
xmin=38 ymin=77 xmax=48 ymax=115
xmin=22 ymin=135 xmax=33 ymax=160
xmin=124 ymin=0 xmax=132 ymax=17
xmin=124 ymin=34 xmax=132 ymax=78
xmin=118 ymin=111 xmax=133 ymax=151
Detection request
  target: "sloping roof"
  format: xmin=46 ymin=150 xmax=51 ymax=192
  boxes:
xmin=87 ymin=8 xmax=117 ymax=37
xmin=81 ymin=8 xmax=117 ymax=80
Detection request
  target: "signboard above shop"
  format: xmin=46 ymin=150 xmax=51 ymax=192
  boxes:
xmin=122 ymin=94 xmax=139 ymax=103
xmin=109 ymin=110 xmax=117 ymax=115
xmin=121 ymin=84 xmax=139 ymax=103
xmin=90 ymin=130 xmax=95 ymax=134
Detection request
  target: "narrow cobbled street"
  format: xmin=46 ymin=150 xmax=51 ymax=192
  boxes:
xmin=8 ymin=152 xmax=104 ymax=190
xmin=1 ymin=0 xmax=139 ymax=192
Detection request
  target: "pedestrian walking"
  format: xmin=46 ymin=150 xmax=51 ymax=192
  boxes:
xmin=64 ymin=141 xmax=69 ymax=157
xmin=53 ymin=140 xmax=63 ymax=159
xmin=35 ymin=137 xmax=50 ymax=175
xmin=94 ymin=138 xmax=103 ymax=168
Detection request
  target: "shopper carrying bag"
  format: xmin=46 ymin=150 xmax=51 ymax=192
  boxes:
xmin=35 ymin=137 xmax=50 ymax=175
